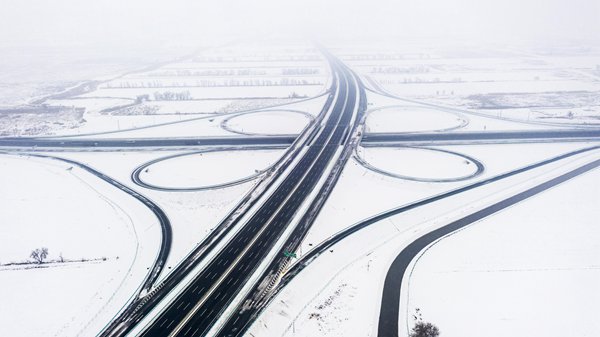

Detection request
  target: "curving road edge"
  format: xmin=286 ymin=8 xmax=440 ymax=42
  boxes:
xmin=353 ymin=145 xmax=485 ymax=183
xmin=241 ymin=145 xmax=600 ymax=337
xmin=131 ymin=145 xmax=288 ymax=191
xmin=378 ymin=155 xmax=600 ymax=337
xmin=0 ymin=152 xmax=172 ymax=334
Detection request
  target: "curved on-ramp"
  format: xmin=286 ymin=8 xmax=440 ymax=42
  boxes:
xmin=354 ymin=145 xmax=485 ymax=183
xmin=220 ymin=109 xmax=315 ymax=137
xmin=14 ymin=152 xmax=173 ymax=293
xmin=378 ymin=155 xmax=600 ymax=337
xmin=131 ymin=146 xmax=288 ymax=192
xmin=237 ymin=145 xmax=600 ymax=337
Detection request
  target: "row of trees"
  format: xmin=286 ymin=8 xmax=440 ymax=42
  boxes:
xmin=153 ymin=91 xmax=192 ymax=101
xmin=148 ymin=69 xmax=268 ymax=77
xmin=371 ymin=65 xmax=429 ymax=74
xmin=108 ymin=78 xmax=321 ymax=89
xmin=28 ymin=247 xmax=108 ymax=265
xmin=190 ymin=55 xmax=321 ymax=62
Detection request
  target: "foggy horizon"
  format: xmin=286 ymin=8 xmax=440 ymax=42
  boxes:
xmin=2 ymin=0 xmax=599 ymax=49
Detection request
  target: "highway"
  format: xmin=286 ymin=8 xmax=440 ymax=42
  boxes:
xmin=212 ymin=55 xmax=364 ymax=337
xmin=362 ymin=129 xmax=600 ymax=145
xmin=10 ymin=153 xmax=172 ymax=295
xmin=377 ymin=157 xmax=600 ymax=337
xmin=98 ymin=57 xmax=340 ymax=337
xmin=2 ymin=129 xmax=599 ymax=152
xmin=3 ymin=50 xmax=596 ymax=337
xmin=211 ymin=145 xmax=600 ymax=337
xmin=133 ymin=55 xmax=359 ymax=337
xmin=130 ymin=146 xmax=289 ymax=192
xmin=0 ymin=135 xmax=294 ymax=148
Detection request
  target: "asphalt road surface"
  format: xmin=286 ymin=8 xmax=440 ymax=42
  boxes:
xmin=213 ymin=55 xmax=363 ymax=337
xmin=135 ymin=56 xmax=358 ymax=337
xmin=19 ymin=153 xmax=172 ymax=294
xmin=362 ymin=129 xmax=600 ymax=144
xmin=0 ymin=136 xmax=295 ymax=148
xmin=217 ymin=145 xmax=600 ymax=337
xmin=2 ymin=129 xmax=599 ymax=151
xmin=377 ymin=157 xmax=600 ymax=337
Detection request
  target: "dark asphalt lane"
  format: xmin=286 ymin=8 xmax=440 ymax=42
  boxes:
xmin=99 ymin=56 xmax=340 ymax=337
xmin=0 ymin=136 xmax=295 ymax=149
xmin=11 ymin=153 xmax=173 ymax=294
xmin=137 ymin=57 xmax=357 ymax=337
xmin=3 ymin=129 xmax=598 ymax=151
xmin=362 ymin=129 xmax=600 ymax=144
xmin=130 ymin=146 xmax=288 ymax=192
xmin=378 ymin=157 xmax=600 ymax=337
xmin=216 ymin=144 xmax=600 ymax=337
xmin=214 ymin=56 xmax=364 ymax=337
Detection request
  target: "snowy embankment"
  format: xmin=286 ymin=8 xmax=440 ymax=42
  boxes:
xmin=224 ymin=110 xmax=311 ymax=135
xmin=136 ymin=148 xmax=285 ymax=189
xmin=50 ymin=149 xmax=285 ymax=284
xmin=303 ymin=142 xmax=593 ymax=252
xmin=356 ymin=146 xmax=481 ymax=182
xmin=365 ymin=106 xmax=466 ymax=133
xmin=405 ymin=165 xmax=600 ymax=337
xmin=246 ymin=144 xmax=600 ymax=337
xmin=0 ymin=154 xmax=161 ymax=337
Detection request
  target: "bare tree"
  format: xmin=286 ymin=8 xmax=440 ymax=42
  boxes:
xmin=30 ymin=247 xmax=49 ymax=264
xmin=410 ymin=322 xmax=440 ymax=337
xmin=409 ymin=308 xmax=440 ymax=337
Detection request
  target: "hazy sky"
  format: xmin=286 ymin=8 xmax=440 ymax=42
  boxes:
xmin=1 ymin=0 xmax=599 ymax=48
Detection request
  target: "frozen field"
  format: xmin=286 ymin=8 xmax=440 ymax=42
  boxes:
xmin=0 ymin=41 xmax=330 ymax=137
xmin=301 ymin=142 xmax=597 ymax=256
xmin=365 ymin=106 xmax=466 ymax=133
xmin=0 ymin=154 xmax=161 ymax=337
xmin=249 ymin=144 xmax=600 ymax=337
xmin=357 ymin=146 xmax=480 ymax=181
xmin=345 ymin=42 xmax=600 ymax=127
xmin=2 ymin=36 xmax=599 ymax=337
xmin=224 ymin=110 xmax=311 ymax=135
xmin=406 ymin=164 xmax=600 ymax=337
xmin=137 ymin=148 xmax=285 ymax=189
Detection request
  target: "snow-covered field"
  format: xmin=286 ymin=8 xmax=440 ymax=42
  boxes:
xmin=3 ymin=38 xmax=600 ymax=337
xmin=0 ymin=41 xmax=330 ymax=138
xmin=348 ymin=42 xmax=600 ymax=128
xmin=357 ymin=146 xmax=480 ymax=181
xmin=365 ymin=106 xmax=466 ymax=133
xmin=79 ymin=85 xmax=325 ymax=101
xmin=137 ymin=148 xmax=285 ymax=189
xmin=248 ymin=144 xmax=600 ymax=337
xmin=406 ymin=163 xmax=600 ymax=337
xmin=41 ymin=149 xmax=285 ymax=284
xmin=0 ymin=154 xmax=161 ymax=337
xmin=301 ymin=141 xmax=597 ymax=260
xmin=224 ymin=110 xmax=311 ymax=135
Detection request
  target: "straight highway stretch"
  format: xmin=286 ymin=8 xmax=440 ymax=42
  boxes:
xmin=135 ymin=56 xmax=358 ymax=337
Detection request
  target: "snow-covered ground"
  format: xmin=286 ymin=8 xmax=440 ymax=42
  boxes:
xmin=348 ymin=41 xmax=600 ymax=128
xmin=72 ymin=113 xmax=233 ymax=138
xmin=137 ymin=148 xmax=285 ymax=189
xmin=406 ymin=162 xmax=600 ymax=337
xmin=44 ymin=149 xmax=284 ymax=283
xmin=3 ymin=38 xmax=600 ymax=337
xmin=79 ymin=85 xmax=326 ymax=101
xmin=0 ymin=41 xmax=331 ymax=138
xmin=363 ymin=91 xmax=574 ymax=132
xmin=224 ymin=110 xmax=311 ymax=135
xmin=302 ymin=142 xmax=596 ymax=253
xmin=247 ymin=144 xmax=600 ymax=337
xmin=357 ymin=146 xmax=480 ymax=181
xmin=0 ymin=154 xmax=161 ymax=337
xmin=365 ymin=106 xmax=466 ymax=133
